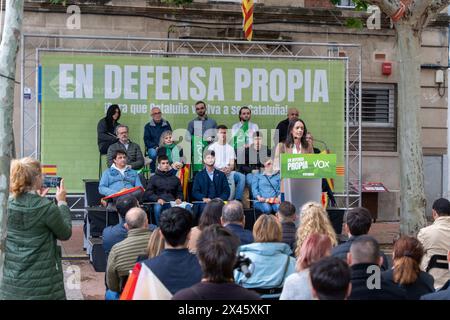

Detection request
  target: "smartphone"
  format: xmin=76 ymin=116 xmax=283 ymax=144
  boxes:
xmin=43 ymin=176 xmax=62 ymax=188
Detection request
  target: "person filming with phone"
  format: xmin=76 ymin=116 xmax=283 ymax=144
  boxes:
xmin=0 ymin=157 xmax=72 ymax=300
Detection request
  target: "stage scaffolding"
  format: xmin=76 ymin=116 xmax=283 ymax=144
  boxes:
xmin=21 ymin=34 xmax=362 ymax=213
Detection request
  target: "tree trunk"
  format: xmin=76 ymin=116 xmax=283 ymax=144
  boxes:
xmin=0 ymin=0 xmax=24 ymax=283
xmin=395 ymin=23 xmax=427 ymax=236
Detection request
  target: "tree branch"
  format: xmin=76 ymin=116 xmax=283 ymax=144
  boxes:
xmin=365 ymin=0 xmax=402 ymax=17
xmin=410 ymin=0 xmax=435 ymax=20
xmin=428 ymin=0 xmax=450 ymax=16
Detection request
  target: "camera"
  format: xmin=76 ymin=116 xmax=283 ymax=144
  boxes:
xmin=234 ymin=253 xmax=253 ymax=278
xmin=43 ymin=176 xmax=62 ymax=188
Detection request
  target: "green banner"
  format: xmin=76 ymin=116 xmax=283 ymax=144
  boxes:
xmin=281 ymin=154 xmax=337 ymax=179
xmin=40 ymin=54 xmax=345 ymax=192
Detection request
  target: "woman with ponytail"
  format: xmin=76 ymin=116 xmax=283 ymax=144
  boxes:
xmin=0 ymin=158 xmax=72 ymax=300
xmin=383 ymin=236 xmax=435 ymax=300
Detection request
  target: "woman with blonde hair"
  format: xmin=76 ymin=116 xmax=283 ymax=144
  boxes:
xmin=383 ymin=236 xmax=434 ymax=300
xmin=234 ymin=214 xmax=296 ymax=299
xmin=157 ymin=130 xmax=185 ymax=173
xmin=0 ymin=157 xmax=72 ymax=300
xmin=146 ymin=227 xmax=165 ymax=259
xmin=295 ymin=201 xmax=337 ymax=257
xmin=280 ymin=233 xmax=332 ymax=300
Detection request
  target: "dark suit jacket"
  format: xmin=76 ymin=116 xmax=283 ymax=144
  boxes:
xmin=191 ymin=168 xmax=230 ymax=201
xmin=383 ymin=269 xmax=434 ymax=300
xmin=225 ymin=223 xmax=254 ymax=246
xmin=349 ymin=263 xmax=407 ymax=300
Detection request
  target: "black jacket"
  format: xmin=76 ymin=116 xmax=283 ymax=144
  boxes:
xmin=236 ymin=144 xmax=271 ymax=175
xmin=191 ymin=168 xmax=230 ymax=201
xmin=349 ymin=263 xmax=407 ymax=300
xmin=97 ymin=118 xmax=119 ymax=154
xmin=332 ymin=236 xmax=390 ymax=271
xmin=143 ymin=170 xmax=183 ymax=202
xmin=382 ymin=269 xmax=435 ymax=300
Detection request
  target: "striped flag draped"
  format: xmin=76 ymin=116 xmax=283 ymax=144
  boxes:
xmin=242 ymin=0 xmax=254 ymax=41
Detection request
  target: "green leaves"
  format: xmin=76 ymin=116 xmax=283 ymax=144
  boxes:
xmin=330 ymin=0 xmax=369 ymax=11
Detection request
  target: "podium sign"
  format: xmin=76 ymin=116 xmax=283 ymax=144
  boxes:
xmin=281 ymin=154 xmax=337 ymax=179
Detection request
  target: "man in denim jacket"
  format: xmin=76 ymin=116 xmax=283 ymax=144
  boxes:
xmin=99 ymin=149 xmax=143 ymax=196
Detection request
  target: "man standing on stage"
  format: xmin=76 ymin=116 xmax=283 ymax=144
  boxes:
xmin=275 ymin=108 xmax=300 ymax=144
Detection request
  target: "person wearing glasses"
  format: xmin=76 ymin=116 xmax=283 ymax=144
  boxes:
xmin=144 ymin=106 xmax=172 ymax=173
xmin=186 ymin=101 xmax=218 ymax=173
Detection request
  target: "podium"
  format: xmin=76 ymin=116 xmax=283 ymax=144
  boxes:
xmin=281 ymin=153 xmax=336 ymax=213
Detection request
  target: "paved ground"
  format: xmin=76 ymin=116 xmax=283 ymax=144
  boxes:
xmin=61 ymin=220 xmax=400 ymax=300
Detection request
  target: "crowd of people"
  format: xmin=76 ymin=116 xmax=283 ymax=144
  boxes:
xmin=0 ymin=101 xmax=449 ymax=301
xmin=96 ymin=101 xmax=335 ymax=224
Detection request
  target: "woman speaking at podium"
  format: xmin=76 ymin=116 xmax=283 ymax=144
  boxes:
xmin=273 ymin=119 xmax=313 ymax=202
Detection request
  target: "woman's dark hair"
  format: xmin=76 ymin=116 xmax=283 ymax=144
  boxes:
xmin=285 ymin=119 xmax=308 ymax=149
xmin=105 ymin=104 xmax=121 ymax=132
xmin=196 ymin=224 xmax=240 ymax=283
xmin=198 ymin=198 xmax=225 ymax=230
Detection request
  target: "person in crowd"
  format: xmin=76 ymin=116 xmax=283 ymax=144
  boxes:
xmin=274 ymin=118 xmax=313 ymax=171
xmin=235 ymin=214 xmax=295 ymax=299
xmin=332 ymin=207 xmax=389 ymax=271
xmin=221 ymin=200 xmax=253 ymax=245
xmin=236 ymin=131 xmax=272 ymax=188
xmin=156 ymin=130 xmax=184 ymax=174
xmin=186 ymin=101 xmax=217 ymax=172
xmin=251 ymin=158 xmax=280 ymax=215
xmin=191 ymin=150 xmax=230 ymax=219
xmin=232 ymin=106 xmax=260 ymax=149
xmin=106 ymin=208 xmax=152 ymax=297
xmin=143 ymin=155 xmax=184 ymax=225
xmin=208 ymin=125 xmax=245 ymax=200
xmin=139 ymin=208 xmax=202 ymax=295
xmin=306 ymin=132 xmax=336 ymax=206
xmin=136 ymin=226 xmax=166 ymax=262
xmin=0 ymin=157 xmax=72 ymax=300
xmin=144 ymin=106 xmax=172 ymax=173
xmin=188 ymin=198 xmax=225 ymax=253
xmin=103 ymin=195 xmax=138 ymax=257
xmin=418 ymin=197 xmax=450 ymax=289
xmin=309 ymin=256 xmax=352 ymax=300
xmin=99 ymin=150 xmax=143 ymax=197
xmin=276 ymin=201 xmax=297 ymax=252
xmin=280 ymin=233 xmax=332 ymax=300
xmin=173 ymin=225 xmax=261 ymax=300
xmin=275 ymin=107 xmax=299 ymax=144
xmin=383 ymin=236 xmax=434 ymax=300
xmin=295 ymin=201 xmax=337 ymax=256
xmin=421 ymin=281 xmax=450 ymax=300
xmin=97 ymin=104 xmax=121 ymax=155
xmin=107 ymin=124 xmax=144 ymax=170
xmin=348 ymin=235 xmax=407 ymax=300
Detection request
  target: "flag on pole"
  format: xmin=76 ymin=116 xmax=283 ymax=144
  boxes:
xmin=242 ymin=0 xmax=254 ymax=41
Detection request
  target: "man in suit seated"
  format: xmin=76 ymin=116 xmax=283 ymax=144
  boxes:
xmin=191 ymin=150 xmax=230 ymax=221
xmin=221 ymin=200 xmax=253 ymax=246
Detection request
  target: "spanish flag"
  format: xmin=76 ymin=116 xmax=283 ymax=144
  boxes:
xmin=242 ymin=0 xmax=254 ymax=41
xmin=42 ymin=164 xmax=57 ymax=176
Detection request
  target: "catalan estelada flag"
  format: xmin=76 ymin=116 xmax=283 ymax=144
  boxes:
xmin=42 ymin=165 xmax=57 ymax=176
xmin=242 ymin=0 xmax=254 ymax=41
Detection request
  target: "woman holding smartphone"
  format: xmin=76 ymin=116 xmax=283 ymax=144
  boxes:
xmin=0 ymin=157 xmax=72 ymax=300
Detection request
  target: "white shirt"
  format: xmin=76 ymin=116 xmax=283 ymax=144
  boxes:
xmin=292 ymin=144 xmax=303 ymax=154
xmin=208 ymin=142 xmax=236 ymax=170
xmin=231 ymin=121 xmax=259 ymax=145
xmin=111 ymin=163 xmax=126 ymax=176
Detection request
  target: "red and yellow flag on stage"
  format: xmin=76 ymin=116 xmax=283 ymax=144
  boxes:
xmin=242 ymin=0 xmax=254 ymax=41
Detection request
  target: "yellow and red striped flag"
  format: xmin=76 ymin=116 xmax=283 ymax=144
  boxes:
xmin=242 ymin=0 xmax=254 ymax=41
xmin=42 ymin=164 xmax=57 ymax=176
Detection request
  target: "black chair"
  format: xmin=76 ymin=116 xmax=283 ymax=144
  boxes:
xmin=426 ymin=254 xmax=449 ymax=273
xmin=84 ymin=179 xmax=119 ymax=237
xmin=326 ymin=208 xmax=345 ymax=235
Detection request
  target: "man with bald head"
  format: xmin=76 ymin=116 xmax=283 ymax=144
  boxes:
xmin=221 ymin=200 xmax=253 ymax=245
xmin=106 ymin=207 xmax=152 ymax=297
xmin=347 ymin=235 xmax=406 ymax=300
xmin=144 ymin=106 xmax=172 ymax=172
xmin=275 ymin=108 xmax=299 ymax=144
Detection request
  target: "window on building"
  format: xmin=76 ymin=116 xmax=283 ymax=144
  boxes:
xmin=336 ymin=0 xmax=356 ymax=7
xmin=349 ymin=83 xmax=397 ymax=152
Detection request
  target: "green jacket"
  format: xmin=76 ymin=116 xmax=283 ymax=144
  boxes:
xmin=0 ymin=193 xmax=72 ymax=300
